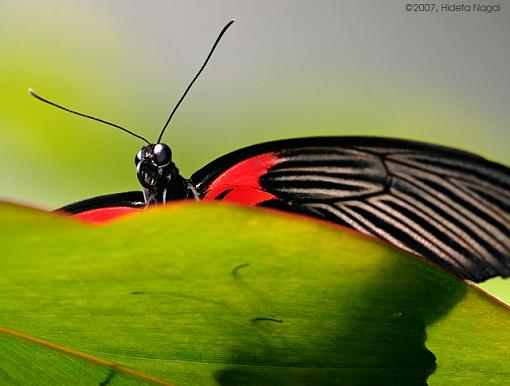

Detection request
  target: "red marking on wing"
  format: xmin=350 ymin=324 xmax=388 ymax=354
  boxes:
xmin=203 ymin=152 xmax=281 ymax=205
xmin=73 ymin=207 xmax=141 ymax=224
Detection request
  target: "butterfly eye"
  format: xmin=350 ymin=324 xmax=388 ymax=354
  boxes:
xmin=153 ymin=143 xmax=172 ymax=166
xmin=135 ymin=150 xmax=143 ymax=166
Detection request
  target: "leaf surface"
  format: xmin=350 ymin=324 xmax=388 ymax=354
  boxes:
xmin=0 ymin=201 xmax=509 ymax=385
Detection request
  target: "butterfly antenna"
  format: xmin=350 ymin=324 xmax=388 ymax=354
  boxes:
xmin=28 ymin=88 xmax=150 ymax=144
xmin=157 ymin=19 xmax=235 ymax=143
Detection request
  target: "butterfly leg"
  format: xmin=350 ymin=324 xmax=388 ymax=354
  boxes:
xmin=187 ymin=181 xmax=200 ymax=200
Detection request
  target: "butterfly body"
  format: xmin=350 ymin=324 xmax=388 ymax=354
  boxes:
xmin=134 ymin=143 xmax=189 ymax=204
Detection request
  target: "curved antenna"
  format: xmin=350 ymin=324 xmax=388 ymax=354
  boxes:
xmin=157 ymin=19 xmax=235 ymax=143
xmin=28 ymin=88 xmax=150 ymax=144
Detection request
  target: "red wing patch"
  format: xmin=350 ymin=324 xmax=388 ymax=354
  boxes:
xmin=73 ymin=207 xmax=141 ymax=224
xmin=203 ymin=152 xmax=282 ymax=205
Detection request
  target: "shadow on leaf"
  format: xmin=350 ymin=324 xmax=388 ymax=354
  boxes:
xmin=215 ymin=253 xmax=466 ymax=385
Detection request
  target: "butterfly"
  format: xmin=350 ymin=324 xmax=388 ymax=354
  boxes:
xmin=30 ymin=20 xmax=510 ymax=283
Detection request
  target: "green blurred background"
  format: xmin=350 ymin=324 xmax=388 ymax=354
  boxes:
xmin=1 ymin=1 xmax=509 ymax=297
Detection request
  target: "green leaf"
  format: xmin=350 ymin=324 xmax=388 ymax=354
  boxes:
xmin=0 ymin=201 xmax=509 ymax=385
xmin=0 ymin=329 xmax=161 ymax=385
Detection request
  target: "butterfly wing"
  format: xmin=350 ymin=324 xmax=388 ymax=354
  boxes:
xmin=58 ymin=191 xmax=145 ymax=223
xmin=190 ymin=137 xmax=510 ymax=282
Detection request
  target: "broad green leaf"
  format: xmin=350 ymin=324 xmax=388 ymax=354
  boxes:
xmin=0 ymin=201 xmax=509 ymax=385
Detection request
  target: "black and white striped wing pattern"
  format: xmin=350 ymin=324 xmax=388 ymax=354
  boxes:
xmin=191 ymin=137 xmax=510 ymax=282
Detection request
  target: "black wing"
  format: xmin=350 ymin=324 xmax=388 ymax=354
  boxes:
xmin=190 ymin=137 xmax=510 ymax=282
xmin=58 ymin=191 xmax=145 ymax=214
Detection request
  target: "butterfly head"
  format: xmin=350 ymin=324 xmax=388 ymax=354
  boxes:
xmin=135 ymin=143 xmax=173 ymax=189
xmin=134 ymin=143 xmax=187 ymax=204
